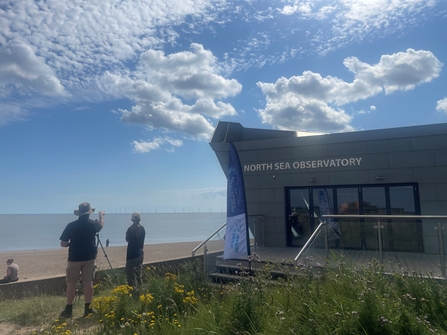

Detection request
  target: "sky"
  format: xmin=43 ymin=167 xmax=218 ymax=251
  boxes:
xmin=1 ymin=0 xmax=446 ymax=214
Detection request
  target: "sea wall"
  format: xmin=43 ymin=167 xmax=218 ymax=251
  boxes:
xmin=0 ymin=255 xmax=206 ymax=300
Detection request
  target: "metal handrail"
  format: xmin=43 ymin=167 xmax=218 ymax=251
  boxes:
xmin=323 ymin=214 xmax=447 ymax=277
xmin=323 ymin=215 xmax=447 ymax=220
xmin=192 ymin=222 xmax=226 ymax=257
xmin=294 ymin=221 xmax=327 ymax=265
xmin=249 ymin=215 xmax=265 ymax=248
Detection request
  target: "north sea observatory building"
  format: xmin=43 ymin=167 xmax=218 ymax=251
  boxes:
xmin=209 ymin=121 xmax=447 ymax=255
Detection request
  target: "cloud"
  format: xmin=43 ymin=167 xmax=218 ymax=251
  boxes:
xmin=344 ymin=49 xmax=443 ymax=94
xmin=157 ymin=187 xmax=226 ymax=201
xmin=0 ymin=103 xmax=27 ymax=126
xmin=148 ymin=187 xmax=226 ymax=212
xmin=436 ymin=98 xmax=447 ymax=114
xmin=0 ymin=0 xmax=225 ymax=75
xmin=0 ymin=0 xmax=230 ymax=124
xmin=0 ymin=0 xmax=444 ymax=140
xmin=301 ymin=0 xmax=437 ymax=55
xmin=0 ymin=40 xmax=66 ymax=97
xmin=257 ymin=49 xmax=442 ymax=132
xmin=132 ymin=136 xmax=183 ymax=154
xmin=101 ymin=43 xmax=242 ymax=140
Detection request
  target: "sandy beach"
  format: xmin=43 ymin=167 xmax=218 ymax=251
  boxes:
xmin=0 ymin=241 xmax=224 ymax=281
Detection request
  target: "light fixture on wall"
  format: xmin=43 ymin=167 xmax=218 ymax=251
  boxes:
xmin=375 ymin=175 xmax=384 ymax=181
xmin=309 ymin=177 xmax=317 ymax=182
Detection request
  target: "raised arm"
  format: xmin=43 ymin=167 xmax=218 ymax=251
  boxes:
xmin=98 ymin=211 xmax=105 ymax=230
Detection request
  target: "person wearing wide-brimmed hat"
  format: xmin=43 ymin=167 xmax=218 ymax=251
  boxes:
xmin=125 ymin=212 xmax=146 ymax=288
xmin=59 ymin=202 xmax=105 ymax=318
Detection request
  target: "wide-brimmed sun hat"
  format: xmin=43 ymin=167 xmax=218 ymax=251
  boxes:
xmin=74 ymin=202 xmax=95 ymax=216
xmin=131 ymin=212 xmax=141 ymax=221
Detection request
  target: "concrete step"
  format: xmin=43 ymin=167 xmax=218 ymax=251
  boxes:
xmin=209 ymin=261 xmax=296 ymax=284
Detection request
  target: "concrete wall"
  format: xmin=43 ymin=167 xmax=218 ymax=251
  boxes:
xmin=0 ymin=255 xmax=205 ymax=301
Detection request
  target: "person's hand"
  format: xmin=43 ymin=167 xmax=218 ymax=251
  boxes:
xmin=99 ymin=211 xmax=105 ymax=225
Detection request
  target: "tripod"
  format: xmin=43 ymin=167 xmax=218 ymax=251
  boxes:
xmin=73 ymin=233 xmax=118 ymax=305
xmin=96 ymin=233 xmax=117 ymax=280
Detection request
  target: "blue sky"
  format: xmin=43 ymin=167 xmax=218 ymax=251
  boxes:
xmin=1 ymin=0 xmax=446 ymax=214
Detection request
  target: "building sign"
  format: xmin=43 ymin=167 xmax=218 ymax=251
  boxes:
xmin=243 ymin=157 xmax=362 ymax=172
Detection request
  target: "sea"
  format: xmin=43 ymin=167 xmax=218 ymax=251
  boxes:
xmin=0 ymin=212 xmax=227 ymax=252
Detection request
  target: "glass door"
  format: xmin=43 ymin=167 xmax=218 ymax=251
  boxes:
xmin=312 ymin=188 xmax=340 ymax=248
xmin=286 ymin=183 xmax=421 ymax=251
xmin=388 ymin=185 xmax=423 ymax=252
xmin=361 ymin=186 xmax=386 ymax=250
xmin=287 ymin=188 xmax=311 ymax=247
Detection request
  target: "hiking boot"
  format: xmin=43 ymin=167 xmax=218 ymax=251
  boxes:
xmin=60 ymin=306 xmax=73 ymax=319
xmin=84 ymin=303 xmax=94 ymax=318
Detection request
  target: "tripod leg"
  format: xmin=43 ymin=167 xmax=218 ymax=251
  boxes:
xmin=96 ymin=234 xmax=117 ymax=280
xmin=74 ymin=280 xmax=83 ymax=305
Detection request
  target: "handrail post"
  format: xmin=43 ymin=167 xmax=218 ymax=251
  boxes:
xmin=376 ymin=219 xmax=383 ymax=264
xmin=262 ymin=217 xmax=265 ymax=247
xmin=203 ymin=242 xmax=208 ymax=280
xmin=436 ymin=221 xmax=446 ymax=278
xmin=324 ymin=220 xmax=329 ymax=255
xmin=254 ymin=217 xmax=257 ymax=250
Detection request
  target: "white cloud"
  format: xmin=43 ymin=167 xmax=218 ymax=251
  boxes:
xmin=344 ymin=49 xmax=443 ymax=94
xmin=0 ymin=40 xmax=66 ymax=97
xmin=0 ymin=0 xmax=224 ymax=75
xmin=276 ymin=0 xmax=438 ymax=55
xmin=327 ymin=0 xmax=438 ymax=54
xmin=0 ymin=0 xmax=230 ymax=124
xmin=0 ymin=0 xmax=444 ymax=140
xmin=436 ymin=98 xmax=447 ymax=114
xmin=157 ymin=187 xmax=226 ymax=201
xmin=151 ymin=187 xmax=227 ymax=212
xmin=132 ymin=136 xmax=184 ymax=154
xmin=0 ymin=103 xmax=27 ymax=126
xmin=257 ymin=49 xmax=442 ymax=132
xmin=280 ymin=3 xmax=313 ymax=16
xmin=101 ymin=43 xmax=241 ymax=140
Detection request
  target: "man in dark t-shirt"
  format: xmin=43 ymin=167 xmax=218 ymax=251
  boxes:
xmin=59 ymin=202 xmax=104 ymax=318
xmin=125 ymin=212 xmax=146 ymax=288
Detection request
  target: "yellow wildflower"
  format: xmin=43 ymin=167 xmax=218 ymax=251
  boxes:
xmin=139 ymin=293 xmax=154 ymax=304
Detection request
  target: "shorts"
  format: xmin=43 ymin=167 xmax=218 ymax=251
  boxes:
xmin=66 ymin=259 xmax=96 ymax=285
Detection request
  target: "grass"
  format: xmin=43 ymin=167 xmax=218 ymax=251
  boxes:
xmin=2 ymin=257 xmax=447 ymax=334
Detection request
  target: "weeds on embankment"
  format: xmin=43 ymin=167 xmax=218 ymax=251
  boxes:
xmin=1 ymin=257 xmax=447 ymax=334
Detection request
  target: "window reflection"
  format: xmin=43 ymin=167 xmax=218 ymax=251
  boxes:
xmin=337 ymin=188 xmax=361 ymax=249
xmin=286 ymin=183 xmax=421 ymax=252
xmin=287 ymin=189 xmax=310 ymax=247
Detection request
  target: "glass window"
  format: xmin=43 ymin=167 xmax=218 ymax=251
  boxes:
xmin=286 ymin=183 xmax=421 ymax=252
xmin=337 ymin=187 xmax=362 ymax=249
xmin=389 ymin=186 xmax=415 ymax=215
xmin=362 ymin=187 xmax=387 ymax=215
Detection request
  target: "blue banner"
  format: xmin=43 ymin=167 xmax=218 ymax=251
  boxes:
xmin=223 ymin=142 xmax=250 ymax=260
